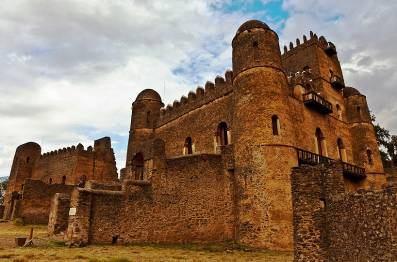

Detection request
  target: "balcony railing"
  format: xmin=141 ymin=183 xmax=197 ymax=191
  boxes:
xmin=297 ymin=149 xmax=332 ymax=166
xmin=303 ymin=91 xmax=333 ymax=114
xmin=330 ymin=75 xmax=345 ymax=90
xmin=296 ymin=148 xmax=366 ymax=178
xmin=342 ymin=162 xmax=366 ymax=178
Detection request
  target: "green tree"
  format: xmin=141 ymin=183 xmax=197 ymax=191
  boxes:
xmin=372 ymin=113 xmax=396 ymax=165
xmin=0 ymin=179 xmax=8 ymax=205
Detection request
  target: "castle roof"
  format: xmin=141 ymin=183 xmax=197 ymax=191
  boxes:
xmin=343 ymin=87 xmax=361 ymax=97
xmin=235 ymin=20 xmax=270 ymax=36
xmin=135 ymin=89 xmax=162 ymax=103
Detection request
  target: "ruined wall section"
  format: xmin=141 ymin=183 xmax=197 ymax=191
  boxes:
xmin=155 ymin=73 xmax=234 ymax=157
xmin=292 ymin=163 xmax=397 ymax=261
xmin=32 ymin=137 xmax=118 ymax=185
xmin=48 ymin=193 xmax=71 ymax=235
xmin=15 ymin=179 xmax=74 ymax=224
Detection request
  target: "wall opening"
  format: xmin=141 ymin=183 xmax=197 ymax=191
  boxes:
xmin=62 ymin=176 xmax=66 ymax=185
xmin=315 ymin=128 xmax=326 ymax=156
xmin=132 ymin=152 xmax=144 ymax=180
xmin=337 ymin=138 xmax=346 ymax=162
xmin=184 ymin=137 xmax=193 ymax=155
xmin=146 ymin=111 xmax=151 ymax=125
xmin=49 ymin=178 xmax=52 ymax=184
xmin=26 ymin=157 xmax=30 ymax=163
xmin=217 ymin=122 xmax=229 ymax=146
xmin=271 ymin=115 xmax=280 ymax=135
xmin=336 ymin=104 xmax=342 ymax=120
xmin=366 ymin=149 xmax=373 ymax=165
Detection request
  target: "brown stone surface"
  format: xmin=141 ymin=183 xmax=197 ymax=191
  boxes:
xmin=48 ymin=193 xmax=71 ymax=235
xmin=3 ymin=137 xmax=118 ymax=222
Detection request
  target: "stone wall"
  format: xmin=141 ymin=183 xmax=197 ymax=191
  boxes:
xmin=0 ymin=205 xmax=4 ymax=218
xmin=48 ymin=193 xmax=71 ymax=235
xmin=15 ymin=179 xmax=74 ymax=224
xmin=291 ymin=163 xmax=397 ymax=261
xmin=67 ymin=153 xmax=235 ymax=245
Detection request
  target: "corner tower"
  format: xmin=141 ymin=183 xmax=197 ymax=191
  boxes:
xmin=125 ymin=89 xmax=163 ymax=169
xmin=231 ymin=20 xmax=296 ymax=249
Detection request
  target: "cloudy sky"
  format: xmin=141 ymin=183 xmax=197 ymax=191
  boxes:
xmin=0 ymin=0 xmax=396 ymax=177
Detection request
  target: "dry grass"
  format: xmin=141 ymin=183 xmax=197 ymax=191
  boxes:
xmin=0 ymin=222 xmax=293 ymax=261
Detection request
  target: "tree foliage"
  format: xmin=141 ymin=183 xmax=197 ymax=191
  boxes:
xmin=372 ymin=113 xmax=397 ymax=165
xmin=0 ymin=179 xmax=8 ymax=205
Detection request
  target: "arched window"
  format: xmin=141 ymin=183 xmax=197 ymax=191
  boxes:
xmin=62 ymin=176 xmax=66 ymax=185
xmin=217 ymin=122 xmax=229 ymax=146
xmin=78 ymin=175 xmax=87 ymax=187
xmin=271 ymin=115 xmax=280 ymax=135
xmin=132 ymin=152 xmax=144 ymax=180
xmin=337 ymin=138 xmax=346 ymax=162
xmin=366 ymin=149 xmax=373 ymax=165
xmin=184 ymin=137 xmax=193 ymax=155
xmin=49 ymin=178 xmax=52 ymax=184
xmin=315 ymin=128 xmax=326 ymax=156
xmin=336 ymin=104 xmax=342 ymax=120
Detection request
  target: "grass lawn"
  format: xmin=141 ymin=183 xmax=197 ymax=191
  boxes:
xmin=0 ymin=222 xmax=292 ymax=261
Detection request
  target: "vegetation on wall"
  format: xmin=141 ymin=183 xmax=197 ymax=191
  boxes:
xmin=0 ymin=179 xmax=7 ymax=205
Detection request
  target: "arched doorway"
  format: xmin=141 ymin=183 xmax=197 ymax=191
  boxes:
xmin=337 ymin=138 xmax=346 ymax=162
xmin=132 ymin=153 xmax=144 ymax=180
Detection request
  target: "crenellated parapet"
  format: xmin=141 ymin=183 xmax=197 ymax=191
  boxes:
xmin=282 ymin=31 xmax=337 ymax=58
xmin=40 ymin=143 xmax=95 ymax=159
xmin=157 ymin=70 xmax=233 ymax=126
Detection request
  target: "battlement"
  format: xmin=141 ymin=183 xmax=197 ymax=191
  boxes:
xmin=281 ymin=31 xmax=336 ymax=58
xmin=157 ymin=70 xmax=233 ymax=126
xmin=40 ymin=137 xmax=113 ymax=160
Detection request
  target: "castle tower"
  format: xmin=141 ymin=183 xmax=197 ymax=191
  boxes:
xmin=3 ymin=142 xmax=41 ymax=219
xmin=125 ymin=89 xmax=163 ymax=169
xmin=344 ymin=87 xmax=385 ymax=187
xmin=231 ymin=20 xmax=296 ymax=249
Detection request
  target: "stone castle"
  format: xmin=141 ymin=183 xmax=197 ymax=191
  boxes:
xmin=2 ymin=20 xmax=396 ymax=260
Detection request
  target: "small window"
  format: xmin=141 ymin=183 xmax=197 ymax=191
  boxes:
xmin=366 ymin=149 xmax=373 ymax=165
xmin=336 ymin=104 xmax=342 ymax=120
xmin=271 ymin=115 xmax=280 ymax=135
xmin=252 ymin=41 xmax=258 ymax=47
xmin=357 ymin=106 xmax=361 ymax=113
xmin=21 ymin=184 xmax=24 ymax=191
xmin=337 ymin=138 xmax=345 ymax=161
xmin=49 ymin=178 xmax=52 ymax=184
xmin=62 ymin=176 xmax=66 ymax=185
xmin=26 ymin=157 xmax=30 ymax=163
xmin=132 ymin=153 xmax=144 ymax=180
xmin=217 ymin=122 xmax=229 ymax=146
xmin=184 ymin=137 xmax=193 ymax=155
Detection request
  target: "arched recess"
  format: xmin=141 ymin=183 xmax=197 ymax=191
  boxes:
xmin=62 ymin=175 xmax=66 ymax=185
xmin=271 ymin=115 xmax=280 ymax=135
xmin=132 ymin=152 xmax=144 ymax=180
xmin=184 ymin=137 xmax=193 ymax=155
xmin=337 ymin=138 xmax=347 ymax=162
xmin=314 ymin=128 xmax=327 ymax=156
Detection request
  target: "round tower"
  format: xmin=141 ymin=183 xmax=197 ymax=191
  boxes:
xmin=231 ymin=20 xmax=296 ymax=249
xmin=125 ymin=89 xmax=163 ymax=167
xmin=344 ymin=87 xmax=384 ymax=186
xmin=3 ymin=142 xmax=41 ymax=219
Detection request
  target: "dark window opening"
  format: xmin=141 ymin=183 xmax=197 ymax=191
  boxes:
xmin=78 ymin=175 xmax=87 ymax=188
xmin=217 ymin=122 xmax=229 ymax=146
xmin=357 ymin=106 xmax=361 ymax=113
xmin=49 ymin=178 xmax=52 ymax=184
xmin=112 ymin=235 xmax=119 ymax=244
xmin=315 ymin=128 xmax=325 ymax=156
xmin=62 ymin=176 xmax=66 ymax=185
xmin=184 ymin=137 xmax=193 ymax=155
xmin=337 ymin=138 xmax=345 ymax=161
xmin=146 ymin=111 xmax=151 ymax=125
xmin=271 ymin=115 xmax=280 ymax=135
xmin=367 ymin=149 xmax=373 ymax=165
xmin=26 ymin=157 xmax=30 ymax=163
xmin=252 ymin=41 xmax=258 ymax=47
xmin=132 ymin=152 xmax=144 ymax=180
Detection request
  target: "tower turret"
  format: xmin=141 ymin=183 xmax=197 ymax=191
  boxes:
xmin=344 ymin=87 xmax=384 ymax=180
xmin=3 ymin=142 xmax=41 ymax=219
xmin=231 ymin=20 xmax=295 ymax=249
xmin=125 ymin=89 xmax=163 ymax=168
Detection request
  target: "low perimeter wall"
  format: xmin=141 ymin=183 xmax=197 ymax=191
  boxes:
xmin=291 ymin=163 xmax=397 ymax=261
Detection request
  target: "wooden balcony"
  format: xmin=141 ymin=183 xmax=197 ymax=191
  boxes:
xmin=330 ymin=75 xmax=345 ymax=90
xmin=303 ymin=92 xmax=333 ymax=114
xmin=296 ymin=149 xmax=366 ymax=178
